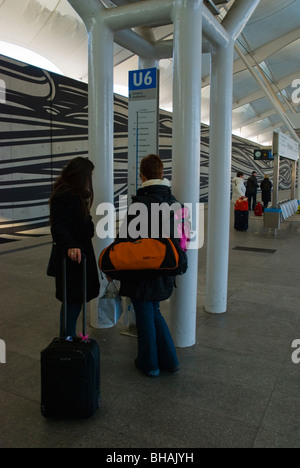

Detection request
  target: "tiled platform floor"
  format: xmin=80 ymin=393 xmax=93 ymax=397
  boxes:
xmin=1 ymin=207 xmax=300 ymax=448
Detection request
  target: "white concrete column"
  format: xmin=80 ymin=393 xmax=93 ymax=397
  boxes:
xmin=88 ymin=19 xmax=115 ymax=255
xmin=67 ymin=1 xmax=115 ymax=256
xmin=204 ymin=0 xmax=261 ymax=314
xmin=87 ymin=18 xmax=115 ymax=326
xmin=170 ymin=0 xmax=202 ymax=347
xmin=205 ymin=43 xmax=234 ymax=314
xmin=138 ymin=57 xmax=159 ymax=70
xmin=67 ymin=2 xmax=115 ymax=329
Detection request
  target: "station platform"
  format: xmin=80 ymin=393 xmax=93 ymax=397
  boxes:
xmin=1 ymin=205 xmax=300 ymax=448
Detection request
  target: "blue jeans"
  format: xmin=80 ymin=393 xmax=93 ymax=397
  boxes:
xmin=60 ymin=303 xmax=82 ymax=337
xmin=131 ymin=299 xmax=179 ymax=375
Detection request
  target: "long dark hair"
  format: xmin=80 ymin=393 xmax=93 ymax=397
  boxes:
xmin=49 ymin=157 xmax=95 ymax=219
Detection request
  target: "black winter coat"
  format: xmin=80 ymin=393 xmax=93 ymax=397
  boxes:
xmin=49 ymin=189 xmax=100 ymax=304
xmin=246 ymin=175 xmax=259 ymax=196
xmin=260 ymin=178 xmax=273 ymax=203
xmin=118 ymin=182 xmax=178 ymax=302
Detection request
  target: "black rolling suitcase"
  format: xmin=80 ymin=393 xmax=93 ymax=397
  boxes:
xmin=41 ymin=256 xmax=100 ymax=418
xmin=234 ymin=197 xmax=249 ymax=232
xmin=234 ymin=210 xmax=249 ymax=231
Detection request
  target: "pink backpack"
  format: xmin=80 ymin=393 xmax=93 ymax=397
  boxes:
xmin=175 ymin=207 xmax=191 ymax=252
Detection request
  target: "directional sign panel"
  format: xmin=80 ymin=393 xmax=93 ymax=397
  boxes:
xmin=278 ymin=131 xmax=299 ymax=161
xmin=128 ymin=68 xmax=159 ymax=198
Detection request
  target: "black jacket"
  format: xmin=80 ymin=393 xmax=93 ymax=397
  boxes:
xmin=119 ymin=181 xmax=179 ymax=302
xmin=49 ymin=189 xmax=100 ymax=303
xmin=260 ymin=178 xmax=273 ymax=203
xmin=246 ymin=175 xmax=259 ymax=195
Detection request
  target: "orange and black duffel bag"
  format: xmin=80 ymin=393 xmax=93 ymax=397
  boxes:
xmin=99 ymin=237 xmax=187 ymax=280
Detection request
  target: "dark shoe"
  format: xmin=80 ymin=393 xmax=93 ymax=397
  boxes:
xmin=135 ymin=358 xmax=160 ymax=378
xmin=169 ymin=366 xmax=180 ymax=373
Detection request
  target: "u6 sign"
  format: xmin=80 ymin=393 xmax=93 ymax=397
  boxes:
xmin=129 ymin=68 xmax=157 ymax=92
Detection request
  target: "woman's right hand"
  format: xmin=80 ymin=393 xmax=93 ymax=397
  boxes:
xmin=68 ymin=248 xmax=82 ymax=264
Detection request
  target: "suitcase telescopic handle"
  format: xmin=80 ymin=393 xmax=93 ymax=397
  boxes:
xmin=62 ymin=254 xmax=87 ymax=337
xmin=82 ymin=254 xmax=87 ymax=336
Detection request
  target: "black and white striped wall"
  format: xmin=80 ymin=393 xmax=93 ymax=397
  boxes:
xmin=0 ymin=54 xmax=293 ymax=239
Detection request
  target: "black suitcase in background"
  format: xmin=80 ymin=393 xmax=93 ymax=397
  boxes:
xmin=234 ymin=210 xmax=249 ymax=231
xmin=41 ymin=256 xmax=100 ymax=418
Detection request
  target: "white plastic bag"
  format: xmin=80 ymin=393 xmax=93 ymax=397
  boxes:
xmin=91 ymin=277 xmax=123 ymax=329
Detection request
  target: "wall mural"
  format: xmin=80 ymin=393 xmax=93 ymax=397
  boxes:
xmin=0 ymin=54 xmax=293 ymax=238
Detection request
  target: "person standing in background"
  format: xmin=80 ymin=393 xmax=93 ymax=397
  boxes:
xmin=246 ymin=171 xmax=259 ymax=210
xmin=260 ymin=174 xmax=273 ymax=209
xmin=231 ymin=172 xmax=246 ymax=205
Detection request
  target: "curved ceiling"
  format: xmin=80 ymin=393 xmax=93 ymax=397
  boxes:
xmin=0 ymin=0 xmax=300 ymax=147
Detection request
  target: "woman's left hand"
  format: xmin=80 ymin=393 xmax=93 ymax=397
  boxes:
xmin=68 ymin=248 xmax=82 ymax=264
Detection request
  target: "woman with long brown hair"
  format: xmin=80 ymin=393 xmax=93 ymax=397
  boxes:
xmin=48 ymin=157 xmax=99 ymax=337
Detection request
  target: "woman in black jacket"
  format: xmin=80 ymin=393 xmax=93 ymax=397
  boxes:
xmin=119 ymin=154 xmax=180 ymax=378
xmin=48 ymin=157 xmax=100 ymax=337
xmin=260 ymin=174 xmax=273 ymax=209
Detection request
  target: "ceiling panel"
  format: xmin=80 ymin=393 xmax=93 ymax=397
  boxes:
xmin=0 ymin=0 xmax=299 ymax=146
